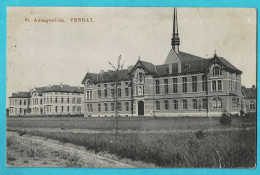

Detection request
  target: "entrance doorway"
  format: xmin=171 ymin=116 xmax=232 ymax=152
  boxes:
xmin=138 ymin=101 xmax=144 ymax=116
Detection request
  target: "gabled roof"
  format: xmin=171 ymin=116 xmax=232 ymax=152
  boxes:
xmin=9 ymin=92 xmax=30 ymax=98
xmin=81 ymin=69 xmax=130 ymax=84
xmin=242 ymin=87 xmax=257 ymax=99
xmin=217 ymin=57 xmax=242 ymax=73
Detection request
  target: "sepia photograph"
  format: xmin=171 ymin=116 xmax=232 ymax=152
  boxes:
xmin=6 ymin=7 xmax=256 ymax=168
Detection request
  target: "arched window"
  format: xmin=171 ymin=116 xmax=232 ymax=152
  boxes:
xmin=202 ymin=99 xmax=207 ymax=109
xmin=104 ymin=103 xmax=108 ymax=111
xmin=117 ymin=102 xmax=122 ymax=111
xmin=155 ymin=101 xmax=160 ymax=111
xmin=250 ymin=101 xmax=255 ymax=110
xmin=192 ymin=99 xmax=197 ymax=109
xmin=111 ymin=103 xmax=114 ymax=111
xmin=213 ymin=66 xmax=222 ymax=76
xmin=98 ymin=103 xmax=101 ymax=112
xmin=164 ymin=100 xmax=169 ymax=110
xmin=182 ymin=99 xmax=188 ymax=109
xmin=173 ymin=100 xmax=178 ymax=110
xmin=213 ymin=97 xmax=222 ymax=109
xmin=125 ymin=102 xmax=129 ymax=111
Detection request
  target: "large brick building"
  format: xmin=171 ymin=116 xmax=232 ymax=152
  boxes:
xmin=8 ymin=84 xmax=84 ymax=116
xmin=81 ymin=9 xmax=243 ymax=117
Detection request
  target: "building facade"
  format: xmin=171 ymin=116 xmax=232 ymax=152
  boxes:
xmin=242 ymin=85 xmax=257 ymax=113
xmin=81 ymin=8 xmax=243 ymax=117
xmin=8 ymin=84 xmax=84 ymax=116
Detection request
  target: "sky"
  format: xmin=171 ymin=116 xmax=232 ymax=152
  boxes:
xmin=6 ymin=7 xmax=256 ymax=104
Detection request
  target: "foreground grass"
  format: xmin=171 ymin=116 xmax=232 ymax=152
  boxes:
xmin=14 ymin=129 xmax=256 ymax=168
xmin=6 ymin=134 xmax=84 ymax=167
xmin=7 ymin=116 xmax=255 ymax=131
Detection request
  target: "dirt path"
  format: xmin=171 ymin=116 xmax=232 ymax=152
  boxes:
xmin=7 ymin=131 xmax=136 ymax=168
xmin=8 ymin=126 xmax=256 ymax=134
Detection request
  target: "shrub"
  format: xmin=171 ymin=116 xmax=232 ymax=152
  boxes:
xmin=219 ymin=112 xmax=231 ymax=126
xmin=195 ymin=130 xmax=205 ymax=139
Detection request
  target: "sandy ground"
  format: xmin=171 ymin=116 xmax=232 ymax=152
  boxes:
xmin=6 ymin=131 xmax=143 ymax=168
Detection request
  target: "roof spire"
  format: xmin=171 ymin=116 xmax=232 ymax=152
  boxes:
xmin=171 ymin=7 xmax=180 ymax=54
xmin=214 ymin=50 xmax=217 ymax=57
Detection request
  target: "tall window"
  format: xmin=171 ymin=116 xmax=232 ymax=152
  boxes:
xmin=202 ymin=75 xmax=207 ymax=91
xmin=98 ymin=103 xmax=101 ymax=112
xmin=104 ymin=84 xmax=108 ymax=98
xmin=212 ymin=81 xmax=217 ymax=91
xmin=98 ymin=90 xmax=101 ymax=98
xmin=213 ymin=66 xmax=222 ymax=76
xmin=250 ymin=101 xmax=255 ymax=110
xmin=164 ymin=100 xmax=169 ymax=110
xmin=61 ymin=98 xmax=63 ymax=103
xmin=155 ymin=80 xmax=160 ymax=94
xmin=104 ymin=103 xmax=108 ymax=111
xmin=182 ymin=77 xmax=187 ymax=93
xmin=155 ymin=101 xmax=160 ymax=110
xmin=213 ymin=97 xmax=222 ymax=109
xmin=164 ymin=79 xmax=169 ymax=94
xmin=125 ymin=88 xmax=129 ymax=96
xmin=118 ymin=88 xmax=121 ymax=97
xmin=182 ymin=99 xmax=188 ymax=109
xmin=217 ymin=80 xmax=222 ymax=91
xmin=173 ymin=78 xmax=178 ymax=93
xmin=111 ymin=103 xmax=115 ymax=111
xmin=192 ymin=99 xmax=197 ymax=109
xmin=67 ymin=98 xmax=69 ymax=103
xmin=61 ymin=106 xmax=64 ymax=112
xmin=67 ymin=106 xmax=69 ymax=112
xmin=202 ymin=99 xmax=207 ymax=109
xmin=111 ymin=89 xmax=115 ymax=97
xmin=192 ymin=76 xmax=197 ymax=92
xmin=55 ymin=106 xmax=58 ymax=112
xmin=173 ymin=100 xmax=178 ymax=110
xmin=117 ymin=102 xmax=122 ymax=111
xmin=232 ymin=97 xmax=238 ymax=110
xmin=125 ymin=102 xmax=129 ymax=111
xmin=229 ymin=80 xmax=233 ymax=91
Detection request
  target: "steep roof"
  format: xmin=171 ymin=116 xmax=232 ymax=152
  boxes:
xmin=81 ymin=69 xmax=130 ymax=84
xmin=242 ymin=87 xmax=257 ymax=99
xmin=164 ymin=49 xmax=204 ymax=64
xmin=9 ymin=92 xmax=30 ymax=98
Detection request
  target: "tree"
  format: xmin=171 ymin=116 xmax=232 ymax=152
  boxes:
xmin=107 ymin=55 xmax=125 ymax=134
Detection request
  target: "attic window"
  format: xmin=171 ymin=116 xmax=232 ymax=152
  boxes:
xmin=184 ymin=63 xmax=190 ymax=70
xmin=213 ymin=66 xmax=222 ymax=76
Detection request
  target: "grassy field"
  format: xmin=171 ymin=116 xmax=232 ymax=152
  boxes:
xmin=6 ymin=116 xmax=256 ymax=131
xmin=7 ymin=115 xmax=256 ymax=168
xmin=12 ymin=128 xmax=256 ymax=168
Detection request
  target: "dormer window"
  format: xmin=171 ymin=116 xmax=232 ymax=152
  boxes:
xmin=213 ymin=66 xmax=222 ymax=76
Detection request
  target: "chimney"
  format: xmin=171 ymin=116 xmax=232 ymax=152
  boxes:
xmin=178 ymin=62 xmax=181 ymax=73
xmin=100 ymin=70 xmax=104 ymax=74
xmin=60 ymin=82 xmax=63 ymax=88
xmin=169 ymin=64 xmax=172 ymax=74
